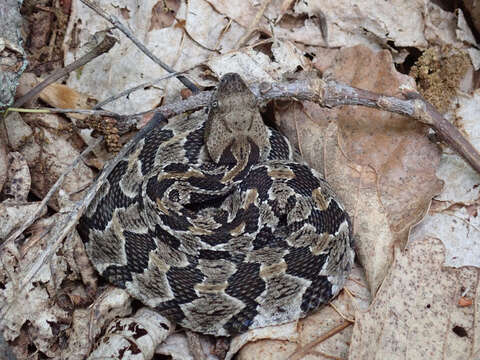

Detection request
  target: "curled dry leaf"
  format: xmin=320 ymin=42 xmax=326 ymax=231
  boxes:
xmin=276 ymin=45 xmax=443 ymax=296
xmin=349 ymin=238 xmax=480 ymax=360
xmin=88 ymin=308 xmax=174 ymax=360
xmin=62 ymin=287 xmax=132 ymax=360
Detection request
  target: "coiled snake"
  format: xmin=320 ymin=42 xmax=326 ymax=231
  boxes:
xmin=78 ymin=73 xmax=354 ymax=336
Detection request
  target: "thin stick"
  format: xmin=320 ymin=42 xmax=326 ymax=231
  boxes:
xmin=13 ymin=33 xmax=117 ymax=108
xmin=93 ymin=70 xmax=191 ymax=109
xmin=288 ymin=321 xmax=353 ymax=360
xmin=236 ymin=0 xmax=273 ymax=48
xmin=11 ymin=76 xmax=480 ymax=174
xmin=124 ymin=77 xmax=480 ymax=175
xmin=79 ymin=0 xmax=199 ymax=93
xmin=5 ymin=107 xmax=120 ymax=118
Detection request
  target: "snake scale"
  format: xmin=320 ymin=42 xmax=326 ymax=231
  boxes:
xmin=78 ymin=73 xmax=354 ymax=336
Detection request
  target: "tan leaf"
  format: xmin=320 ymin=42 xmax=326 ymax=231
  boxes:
xmin=39 ymin=82 xmax=97 ymax=120
xmin=349 ymin=238 xmax=480 ymax=360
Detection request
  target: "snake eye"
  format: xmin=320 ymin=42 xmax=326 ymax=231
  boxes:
xmin=211 ymin=100 xmax=218 ymax=109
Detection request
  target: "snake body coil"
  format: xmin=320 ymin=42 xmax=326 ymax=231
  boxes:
xmin=78 ymin=73 xmax=354 ymax=336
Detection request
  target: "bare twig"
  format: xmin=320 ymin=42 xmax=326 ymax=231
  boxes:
xmin=315 ymin=79 xmax=480 ymax=174
xmin=13 ymin=76 xmax=479 ymax=174
xmin=236 ymin=0 xmax=273 ymax=48
xmin=6 ymin=107 xmax=121 ymax=118
xmin=93 ymin=70 xmax=192 ymax=109
xmin=79 ymin=0 xmax=199 ymax=93
xmin=13 ymin=33 xmax=117 ymax=108
xmin=288 ymin=321 xmax=353 ymax=360
xmin=122 ymin=77 xmax=480 ymax=176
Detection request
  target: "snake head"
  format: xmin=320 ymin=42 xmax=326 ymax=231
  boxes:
xmin=205 ymin=73 xmax=270 ymax=166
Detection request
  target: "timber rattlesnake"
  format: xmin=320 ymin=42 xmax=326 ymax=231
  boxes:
xmin=78 ymin=73 xmax=354 ymax=336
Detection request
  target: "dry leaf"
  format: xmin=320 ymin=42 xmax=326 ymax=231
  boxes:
xmin=39 ymin=82 xmax=97 ymax=120
xmin=88 ymin=308 xmax=173 ymax=360
xmin=0 ymin=201 xmax=45 ymax=241
xmin=349 ymin=238 xmax=480 ymax=360
xmin=62 ymin=287 xmax=132 ymax=359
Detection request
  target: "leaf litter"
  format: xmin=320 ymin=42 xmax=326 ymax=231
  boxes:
xmin=0 ymin=0 xmax=479 ymax=359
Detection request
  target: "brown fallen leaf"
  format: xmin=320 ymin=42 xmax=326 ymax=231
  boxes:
xmin=39 ymin=82 xmax=97 ymax=120
xmin=458 ymin=297 xmax=473 ymax=307
xmin=275 ymin=45 xmax=444 ymax=296
xmin=349 ymin=238 xmax=479 ymax=360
